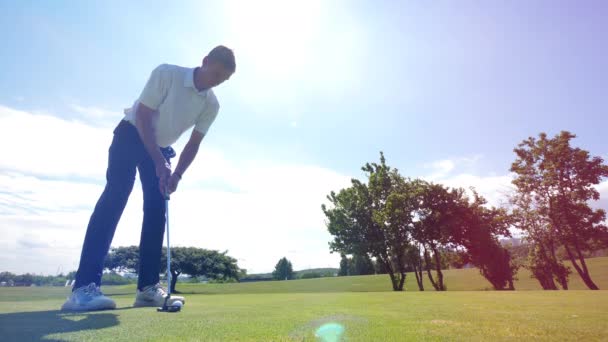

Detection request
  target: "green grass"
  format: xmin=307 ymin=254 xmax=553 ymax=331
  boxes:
xmin=0 ymin=257 xmax=606 ymax=341
xmin=173 ymin=255 xmax=608 ymax=294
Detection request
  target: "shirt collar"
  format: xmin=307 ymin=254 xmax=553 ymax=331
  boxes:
xmin=184 ymin=67 xmax=208 ymax=97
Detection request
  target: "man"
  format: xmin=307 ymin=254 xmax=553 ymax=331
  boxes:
xmin=61 ymin=46 xmax=235 ymax=311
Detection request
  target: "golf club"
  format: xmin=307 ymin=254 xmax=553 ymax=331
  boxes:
xmin=157 ymin=192 xmax=182 ymax=313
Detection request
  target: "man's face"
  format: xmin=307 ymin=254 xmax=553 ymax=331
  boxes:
xmin=201 ymin=60 xmax=233 ymax=89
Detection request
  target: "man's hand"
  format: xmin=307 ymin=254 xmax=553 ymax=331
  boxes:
xmin=165 ymin=130 xmax=203 ymax=196
xmin=155 ymin=161 xmax=171 ymax=196
xmin=167 ymin=173 xmax=181 ymax=194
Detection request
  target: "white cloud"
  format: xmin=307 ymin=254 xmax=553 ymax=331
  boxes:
xmin=432 ymin=173 xmax=516 ymax=208
xmin=69 ymin=103 xmax=123 ymax=127
xmin=424 ymin=157 xmax=608 ymax=218
xmin=422 ymin=156 xmax=514 ymax=207
xmin=4 ymin=105 xmax=603 ymax=276
xmin=0 ymin=105 xmax=350 ymax=275
xmin=0 ymin=105 xmax=111 ymax=180
xmin=424 ymin=154 xmax=482 ymax=180
xmin=591 ymin=181 xmax=608 ymax=218
xmin=595 ymin=180 xmax=608 ymax=195
xmin=426 ymin=159 xmax=455 ymax=178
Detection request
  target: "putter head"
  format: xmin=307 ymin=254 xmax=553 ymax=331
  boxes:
xmin=157 ymin=305 xmax=181 ymax=312
xmin=156 ymin=294 xmax=181 ymax=312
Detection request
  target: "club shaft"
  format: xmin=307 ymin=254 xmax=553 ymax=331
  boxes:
xmin=165 ymin=197 xmax=171 ymax=297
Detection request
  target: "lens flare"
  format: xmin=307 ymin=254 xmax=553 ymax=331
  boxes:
xmin=315 ymin=323 xmax=345 ymax=342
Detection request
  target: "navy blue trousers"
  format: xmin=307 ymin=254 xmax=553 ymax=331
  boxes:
xmin=74 ymin=120 xmax=173 ymax=290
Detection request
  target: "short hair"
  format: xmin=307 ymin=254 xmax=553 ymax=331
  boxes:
xmin=207 ymin=45 xmax=236 ymax=73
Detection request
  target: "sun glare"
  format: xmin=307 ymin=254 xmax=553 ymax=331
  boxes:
xmin=223 ymin=0 xmax=325 ymax=78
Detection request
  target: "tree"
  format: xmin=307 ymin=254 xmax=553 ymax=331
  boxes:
xmin=338 ymin=254 xmax=349 ymax=276
xmin=324 ymin=152 xmax=518 ymax=291
xmin=13 ymin=273 xmax=34 ymax=286
xmin=412 ymin=182 xmax=517 ymax=291
xmin=103 ymin=245 xmax=241 ymax=292
xmin=272 ymin=257 xmax=294 ymax=280
xmin=453 ymin=191 xmax=518 ymax=290
xmin=511 ymin=131 xmax=608 ymax=290
xmin=352 ymin=253 xmax=375 ymax=275
xmin=161 ymin=248 xmax=241 ymax=292
xmin=104 ymin=246 xmax=139 ymax=274
xmin=323 ymin=153 xmax=413 ymax=291
xmin=0 ymin=272 xmax=16 ymax=283
xmin=510 ymin=191 xmax=569 ymax=289
xmin=411 ymin=182 xmax=462 ymax=291
xmin=405 ymin=244 xmax=424 ymax=291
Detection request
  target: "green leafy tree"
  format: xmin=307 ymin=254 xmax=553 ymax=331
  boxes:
xmin=453 ymin=191 xmax=518 ymax=290
xmin=412 ymin=182 xmax=461 ymax=291
xmin=352 ymin=253 xmax=375 ymax=275
xmin=0 ymin=272 xmax=16 ymax=283
xmin=511 ymin=131 xmax=608 ymax=290
xmin=325 ymin=152 xmax=518 ymax=291
xmin=412 ymin=182 xmax=517 ymax=291
xmin=103 ymin=245 xmax=241 ymax=292
xmin=510 ymin=191 xmax=569 ymax=289
xmin=323 ymin=153 xmax=414 ymax=291
xmin=272 ymin=257 xmax=294 ymax=280
xmin=104 ymin=246 xmax=139 ymax=274
xmin=161 ymin=248 xmax=241 ymax=292
xmin=338 ymin=254 xmax=349 ymax=276
xmin=13 ymin=273 xmax=34 ymax=286
xmin=405 ymin=244 xmax=424 ymax=291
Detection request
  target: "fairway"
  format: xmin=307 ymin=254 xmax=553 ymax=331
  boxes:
xmin=1 ymin=258 xmax=607 ymax=341
xmin=1 ymin=290 xmax=606 ymax=341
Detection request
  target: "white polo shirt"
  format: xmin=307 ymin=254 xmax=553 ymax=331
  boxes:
xmin=123 ymin=64 xmax=220 ymax=147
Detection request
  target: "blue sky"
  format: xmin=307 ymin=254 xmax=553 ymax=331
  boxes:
xmin=1 ymin=1 xmax=607 ymax=275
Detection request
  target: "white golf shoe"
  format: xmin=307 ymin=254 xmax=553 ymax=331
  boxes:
xmin=133 ymin=283 xmax=185 ymax=307
xmin=61 ymin=282 xmax=116 ymax=311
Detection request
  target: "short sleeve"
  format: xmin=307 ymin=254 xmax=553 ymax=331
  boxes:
xmin=194 ymin=101 xmax=220 ymax=136
xmin=138 ymin=64 xmax=171 ymax=110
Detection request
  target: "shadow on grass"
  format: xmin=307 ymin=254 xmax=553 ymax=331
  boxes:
xmin=0 ymin=310 xmax=119 ymax=341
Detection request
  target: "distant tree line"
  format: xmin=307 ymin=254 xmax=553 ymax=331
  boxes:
xmin=1 ymin=246 xmax=242 ymax=290
xmin=104 ymin=246 xmax=242 ymax=292
xmin=0 ymin=271 xmax=133 ymax=287
xmin=241 ymin=262 xmax=336 ymax=282
xmin=324 ymin=131 xmax=608 ymax=291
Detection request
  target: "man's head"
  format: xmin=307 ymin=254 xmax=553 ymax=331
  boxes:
xmin=198 ymin=45 xmax=235 ymax=89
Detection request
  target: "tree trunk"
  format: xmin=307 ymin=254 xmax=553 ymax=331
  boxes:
xmin=381 ymin=257 xmax=402 ymax=291
xmin=423 ymin=248 xmax=439 ymax=291
xmin=432 ymin=247 xmax=446 ymax=291
xmin=170 ymin=271 xmax=180 ymax=293
xmin=565 ymin=244 xmax=599 ymax=290
xmin=387 ymin=271 xmax=402 ymax=291
xmin=398 ymin=272 xmax=406 ymax=291
xmin=575 ymin=244 xmax=591 ymax=278
xmin=536 ymin=243 xmax=558 ymax=290
xmin=414 ymin=263 xmax=424 ymax=291
xmin=417 ymin=253 xmax=425 ymax=291
xmin=547 ymin=239 xmax=568 ymax=290
xmin=538 ymin=274 xmax=558 ymax=290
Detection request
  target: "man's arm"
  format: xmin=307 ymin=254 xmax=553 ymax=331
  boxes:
xmin=135 ymin=102 xmax=171 ymax=194
xmin=174 ymin=129 xmax=204 ymax=178
xmin=167 ymin=129 xmax=204 ymax=193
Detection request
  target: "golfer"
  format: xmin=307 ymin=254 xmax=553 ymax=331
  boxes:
xmin=62 ymin=46 xmax=235 ymax=311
